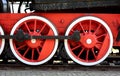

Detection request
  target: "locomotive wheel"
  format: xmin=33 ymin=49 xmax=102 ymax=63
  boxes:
xmin=9 ymin=16 xmax=58 ymax=65
xmin=0 ymin=26 xmax=5 ymax=55
xmin=64 ymin=16 xmax=113 ymax=66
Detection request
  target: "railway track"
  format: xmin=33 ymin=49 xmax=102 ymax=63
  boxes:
xmin=0 ymin=63 xmax=120 ymax=71
xmin=0 ymin=58 xmax=120 ymax=71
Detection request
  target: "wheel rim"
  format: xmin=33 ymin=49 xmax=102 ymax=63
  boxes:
xmin=64 ymin=16 xmax=113 ymax=66
xmin=0 ymin=26 xmax=5 ymax=55
xmin=10 ymin=16 xmax=58 ymax=65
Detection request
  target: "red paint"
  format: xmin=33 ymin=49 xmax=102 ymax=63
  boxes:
xmin=0 ymin=13 xmax=119 ymax=46
xmin=0 ymin=13 xmax=120 ymax=63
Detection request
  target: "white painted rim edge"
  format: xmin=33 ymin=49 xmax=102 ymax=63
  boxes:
xmin=9 ymin=16 xmax=58 ymax=65
xmin=64 ymin=16 xmax=113 ymax=66
xmin=0 ymin=26 xmax=5 ymax=55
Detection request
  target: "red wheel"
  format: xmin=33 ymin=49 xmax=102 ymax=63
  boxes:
xmin=64 ymin=16 xmax=113 ymax=66
xmin=9 ymin=16 xmax=58 ymax=65
xmin=0 ymin=26 xmax=5 ymax=55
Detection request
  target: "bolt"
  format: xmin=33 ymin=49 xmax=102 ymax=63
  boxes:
xmin=86 ymin=39 xmax=92 ymax=44
xmin=31 ymin=39 xmax=36 ymax=43
xmin=60 ymin=19 xmax=64 ymax=24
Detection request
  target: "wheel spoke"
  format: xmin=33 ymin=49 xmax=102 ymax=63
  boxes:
xmin=95 ymin=41 xmax=103 ymax=50
xmin=89 ymin=20 xmax=91 ymax=33
xmin=34 ymin=20 xmax=37 ymax=32
xmin=95 ymin=44 xmax=101 ymax=50
xmin=17 ymin=44 xmax=27 ymax=50
xmin=94 ymin=24 xmax=101 ymax=34
xmin=24 ymin=22 xmax=31 ymax=33
xmin=39 ymin=42 xmax=44 ymax=48
xmin=97 ymin=41 xmax=103 ymax=44
xmin=39 ymin=23 xmax=46 ymax=34
xmin=36 ymin=47 xmax=40 ymax=55
xmin=91 ymin=48 xmax=97 ymax=60
xmin=23 ymin=47 xmax=30 ymax=57
xmin=97 ymin=34 xmax=106 ymax=38
xmin=71 ymin=44 xmax=81 ymax=51
xmin=79 ymin=22 xmax=85 ymax=34
xmin=86 ymin=49 xmax=89 ymax=61
xmin=31 ymin=49 xmax=34 ymax=60
xmin=78 ymin=48 xmax=84 ymax=57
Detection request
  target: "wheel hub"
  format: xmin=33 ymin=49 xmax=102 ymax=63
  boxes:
xmin=86 ymin=38 xmax=92 ymax=44
xmin=81 ymin=33 xmax=97 ymax=48
xmin=31 ymin=39 xmax=36 ymax=43
xmin=25 ymin=32 xmax=41 ymax=48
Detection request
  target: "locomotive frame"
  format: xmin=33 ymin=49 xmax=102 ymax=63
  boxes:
xmin=0 ymin=0 xmax=120 ymax=66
